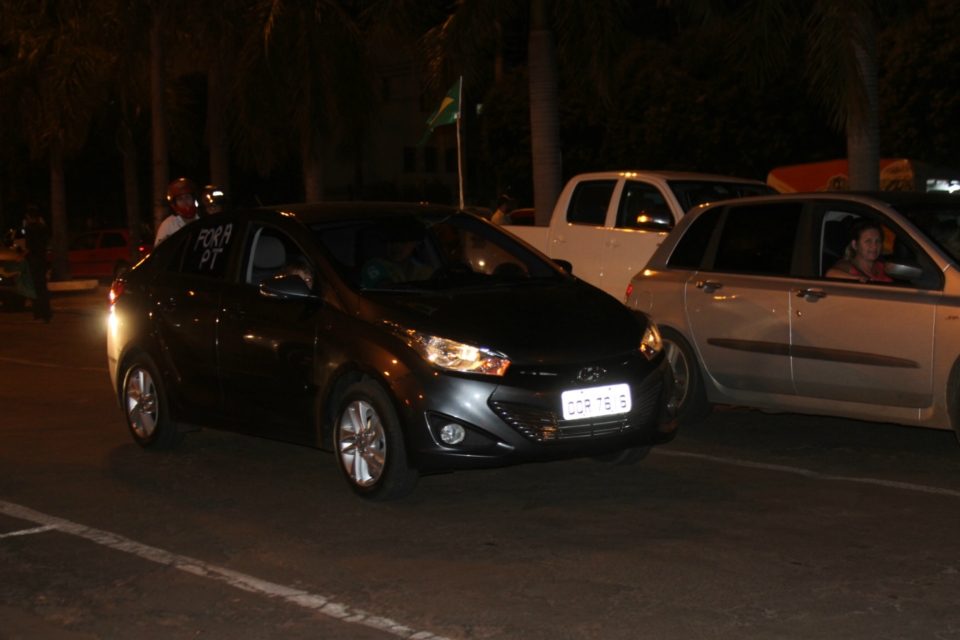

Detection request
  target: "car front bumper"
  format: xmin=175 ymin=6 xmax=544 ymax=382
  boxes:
xmin=394 ymin=351 xmax=677 ymax=473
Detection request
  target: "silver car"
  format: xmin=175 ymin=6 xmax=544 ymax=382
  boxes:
xmin=625 ymin=191 xmax=960 ymax=440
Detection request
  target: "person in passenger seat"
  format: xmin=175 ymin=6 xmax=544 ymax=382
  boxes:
xmin=361 ymin=224 xmax=434 ymax=287
xmin=825 ymin=219 xmax=893 ymax=283
xmin=283 ymin=256 xmax=316 ymax=291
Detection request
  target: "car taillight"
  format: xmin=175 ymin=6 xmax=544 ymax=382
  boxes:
xmin=624 ymin=283 xmax=633 ymax=302
xmin=139 ymin=245 xmax=148 ymax=255
xmin=109 ymin=281 xmax=125 ymax=306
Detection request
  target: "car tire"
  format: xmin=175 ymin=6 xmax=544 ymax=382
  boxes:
xmin=659 ymin=326 xmax=713 ymax=426
xmin=947 ymin=359 xmax=960 ymax=448
xmin=591 ymin=445 xmax=652 ymax=465
xmin=335 ymin=381 xmax=419 ymax=501
xmin=113 ymin=261 xmax=129 ymax=280
xmin=0 ymin=291 xmax=26 ymax=312
xmin=121 ymin=354 xmax=185 ymax=450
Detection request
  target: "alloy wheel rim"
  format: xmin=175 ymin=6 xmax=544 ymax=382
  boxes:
xmin=125 ymin=367 xmax=158 ymax=439
xmin=664 ymin=340 xmax=689 ymax=408
xmin=338 ymin=400 xmax=386 ymax=487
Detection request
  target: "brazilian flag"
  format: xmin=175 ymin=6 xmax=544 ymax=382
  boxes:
xmin=418 ymin=79 xmax=461 ymax=146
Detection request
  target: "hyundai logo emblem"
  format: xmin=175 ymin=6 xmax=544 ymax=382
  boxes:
xmin=577 ymin=366 xmax=606 ymax=382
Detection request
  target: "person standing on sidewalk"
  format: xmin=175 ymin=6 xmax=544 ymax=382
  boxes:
xmin=23 ymin=205 xmax=51 ymax=323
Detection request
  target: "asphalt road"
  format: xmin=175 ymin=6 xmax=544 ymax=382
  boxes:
xmin=3 ymin=290 xmax=960 ymax=639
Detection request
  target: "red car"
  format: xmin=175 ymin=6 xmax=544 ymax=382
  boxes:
xmin=64 ymin=229 xmax=152 ymax=279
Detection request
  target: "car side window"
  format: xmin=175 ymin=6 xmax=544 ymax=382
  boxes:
xmin=615 ymin=181 xmax=673 ymax=230
xmin=566 ymin=180 xmax=616 ymax=226
xmin=100 ymin=232 xmax=127 ymax=249
xmin=242 ymin=226 xmax=317 ymax=289
xmin=711 ymin=203 xmax=802 ymax=276
xmin=667 ymin=207 xmax=722 ymax=269
xmin=820 ymin=211 xmax=924 ymax=286
xmin=69 ymin=234 xmax=98 ymax=251
xmin=180 ymin=219 xmax=237 ymax=279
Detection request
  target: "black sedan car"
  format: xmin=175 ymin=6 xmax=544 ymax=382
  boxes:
xmin=107 ymin=203 xmax=677 ymax=500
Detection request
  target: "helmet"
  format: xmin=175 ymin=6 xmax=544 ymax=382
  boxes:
xmin=200 ymin=185 xmax=227 ymax=214
xmin=166 ymin=178 xmax=198 ymax=218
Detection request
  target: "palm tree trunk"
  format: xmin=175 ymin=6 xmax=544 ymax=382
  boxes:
xmin=118 ymin=102 xmax=142 ymax=264
xmin=528 ymin=0 xmax=563 ymax=226
xmin=302 ymin=137 xmax=323 ymax=203
xmin=150 ymin=9 xmax=169 ymax=235
xmin=49 ymin=142 xmax=71 ymax=282
xmin=847 ymin=13 xmax=879 ymax=191
xmin=207 ymin=52 xmax=231 ymax=193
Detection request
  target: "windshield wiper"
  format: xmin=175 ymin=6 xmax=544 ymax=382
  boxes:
xmin=360 ymin=284 xmax=434 ymax=293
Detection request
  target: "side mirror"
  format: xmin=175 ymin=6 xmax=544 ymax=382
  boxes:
xmin=260 ymin=274 xmax=318 ymax=300
xmin=883 ymin=260 xmax=923 ymax=282
xmin=553 ymin=259 xmax=573 ymax=274
xmin=633 ymin=209 xmax=674 ymax=231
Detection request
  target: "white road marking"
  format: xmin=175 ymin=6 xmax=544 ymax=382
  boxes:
xmin=0 ymin=499 xmax=452 ymax=640
xmin=0 ymin=525 xmax=55 ymax=538
xmin=654 ymin=449 xmax=960 ymax=498
xmin=0 ymin=356 xmax=108 ymax=372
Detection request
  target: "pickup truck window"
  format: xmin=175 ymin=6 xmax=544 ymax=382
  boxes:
xmin=668 ymin=180 xmax=776 ymax=212
xmin=616 ymin=181 xmax=672 ymax=230
xmin=667 ymin=207 xmax=722 ymax=269
xmin=567 ymin=180 xmax=616 ymax=226
xmin=711 ymin=203 xmax=802 ymax=276
xmin=100 ymin=232 xmax=128 ymax=249
xmin=69 ymin=233 xmax=98 ymax=251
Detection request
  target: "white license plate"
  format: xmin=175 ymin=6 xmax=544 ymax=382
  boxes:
xmin=561 ymin=384 xmax=632 ymax=420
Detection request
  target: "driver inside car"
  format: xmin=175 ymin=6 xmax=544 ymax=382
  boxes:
xmin=361 ymin=223 xmax=435 ymax=287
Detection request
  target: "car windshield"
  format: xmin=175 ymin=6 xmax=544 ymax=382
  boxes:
xmin=668 ymin=180 xmax=776 ymax=213
xmin=895 ymin=202 xmax=960 ymax=265
xmin=310 ymin=212 xmax=565 ymax=292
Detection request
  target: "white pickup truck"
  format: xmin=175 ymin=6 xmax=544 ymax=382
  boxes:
xmin=507 ymin=171 xmax=774 ymax=300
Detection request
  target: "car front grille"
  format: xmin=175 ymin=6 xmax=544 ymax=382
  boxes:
xmin=489 ymin=372 xmax=662 ymax=443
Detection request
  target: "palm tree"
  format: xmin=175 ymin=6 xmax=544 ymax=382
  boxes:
xmin=678 ymin=0 xmax=914 ymax=190
xmin=149 ymin=4 xmax=170 ymax=234
xmin=411 ymin=0 xmax=630 ymax=224
xmin=233 ymin=0 xmax=378 ymax=203
xmin=179 ymin=0 xmax=253 ymax=196
xmin=0 ymin=0 xmax=114 ymax=280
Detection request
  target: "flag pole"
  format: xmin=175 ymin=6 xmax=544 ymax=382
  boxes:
xmin=456 ymin=76 xmax=464 ymax=209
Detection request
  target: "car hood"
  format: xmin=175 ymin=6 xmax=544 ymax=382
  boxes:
xmin=361 ymin=279 xmax=643 ymax=364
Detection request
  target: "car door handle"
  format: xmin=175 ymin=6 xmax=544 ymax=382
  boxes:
xmin=604 ymin=239 xmax=620 ymax=248
xmin=695 ymin=280 xmax=723 ymax=293
xmin=795 ymin=288 xmax=827 ymax=301
xmin=554 ymin=236 xmax=566 ymax=245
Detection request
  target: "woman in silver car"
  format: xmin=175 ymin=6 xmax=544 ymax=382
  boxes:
xmin=825 ymin=219 xmax=893 ymax=283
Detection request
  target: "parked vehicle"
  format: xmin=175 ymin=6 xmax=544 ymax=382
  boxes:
xmin=107 ymin=203 xmax=678 ymax=500
xmin=63 ymin=229 xmax=151 ymax=279
xmin=0 ymin=243 xmax=26 ymax=311
xmin=507 ymin=171 xmax=774 ymax=299
xmin=625 ymin=191 xmax=960 ymax=440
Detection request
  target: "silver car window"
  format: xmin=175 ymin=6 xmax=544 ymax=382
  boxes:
xmin=710 ymin=203 xmax=802 ymax=276
xmin=897 ymin=203 xmax=960 ymax=266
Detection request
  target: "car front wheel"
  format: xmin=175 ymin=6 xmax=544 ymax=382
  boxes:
xmin=335 ymin=381 xmax=419 ymax=501
xmin=122 ymin=354 xmax=184 ymax=450
xmin=0 ymin=291 xmax=26 ymax=312
xmin=659 ymin=327 xmax=713 ymax=426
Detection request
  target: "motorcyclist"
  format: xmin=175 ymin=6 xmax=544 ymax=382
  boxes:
xmin=155 ymin=178 xmax=199 ymax=245
xmin=199 ymin=185 xmax=228 ymax=216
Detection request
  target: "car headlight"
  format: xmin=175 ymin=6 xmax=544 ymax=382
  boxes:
xmin=384 ymin=322 xmax=510 ymax=376
xmin=640 ymin=320 xmax=662 ymax=360
xmin=412 ymin=333 xmax=510 ymax=375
